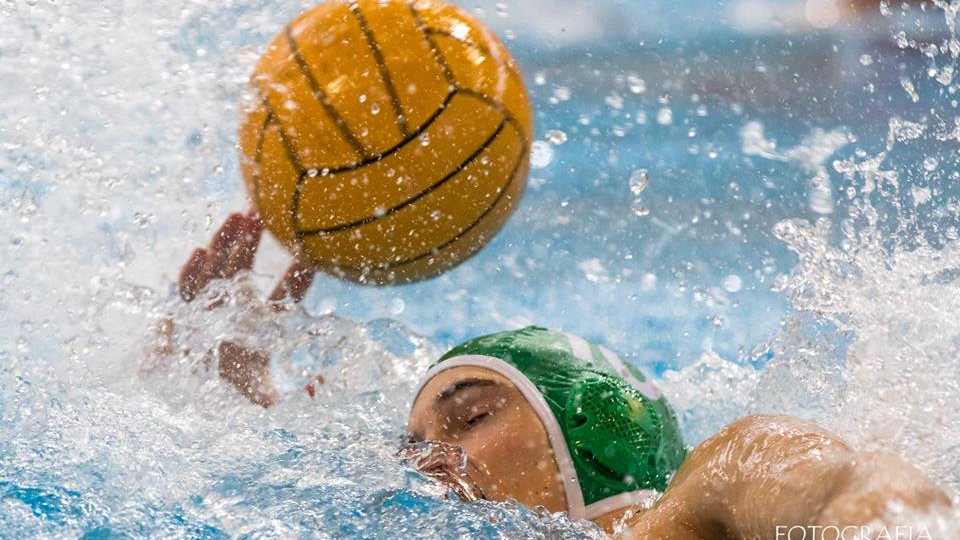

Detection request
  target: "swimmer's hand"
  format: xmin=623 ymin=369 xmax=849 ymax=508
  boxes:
xmin=153 ymin=211 xmax=321 ymax=408
xmin=620 ymin=416 xmax=951 ymax=539
xmin=178 ymin=211 xmax=316 ymax=308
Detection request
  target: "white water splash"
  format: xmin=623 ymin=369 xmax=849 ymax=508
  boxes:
xmin=741 ymin=121 xmax=852 ymax=215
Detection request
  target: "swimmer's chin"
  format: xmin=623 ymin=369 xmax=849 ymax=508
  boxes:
xmin=441 ymin=474 xmax=487 ymax=503
xmin=414 ymin=464 xmax=487 ymax=503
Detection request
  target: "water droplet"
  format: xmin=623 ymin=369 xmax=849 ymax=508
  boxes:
xmin=629 ymin=169 xmax=650 ymax=196
xmin=419 ymin=133 xmax=430 ymax=147
xmin=534 ymin=72 xmax=546 ymax=86
xmin=605 ymin=93 xmax=624 ymax=110
xmin=937 ymin=66 xmax=955 ymax=86
xmin=545 ymin=130 xmax=567 ymax=145
xmin=657 ymin=108 xmax=673 ymax=126
xmin=552 ymin=86 xmax=571 ymax=102
xmin=371 ymin=103 xmax=380 ymax=115
xmin=632 ymin=205 xmax=650 ymax=217
xmin=924 ymin=157 xmax=939 ymax=171
xmin=723 ymin=275 xmax=743 ymax=293
xmin=860 ymin=54 xmax=874 ymax=66
xmin=894 ymin=31 xmax=909 ymax=49
xmin=641 ymin=273 xmax=657 ymax=290
xmin=132 ymin=212 xmax=154 ymax=228
xmin=530 ymin=141 xmax=554 ymax=169
xmin=578 ymin=258 xmax=609 ymax=283
xmin=911 ymin=186 xmax=932 ymax=206
xmin=627 ymin=74 xmax=646 ymax=94
xmin=805 ymin=0 xmax=840 ymax=28
xmin=900 ymin=77 xmax=920 ymax=103
xmin=359 ymin=94 xmax=367 ymax=103
xmin=390 ymin=298 xmax=405 ymax=315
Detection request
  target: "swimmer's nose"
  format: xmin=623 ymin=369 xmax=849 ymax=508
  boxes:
xmin=397 ymin=440 xmax=485 ymax=502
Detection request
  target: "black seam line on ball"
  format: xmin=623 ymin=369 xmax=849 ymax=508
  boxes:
xmin=258 ymin=97 xmax=312 ymax=233
xmin=455 ymin=87 xmax=529 ymax=149
xmin=407 ymin=0 xmax=456 ymax=86
xmin=291 ymin=86 xmax=458 ymax=233
xmin=259 ymin=98 xmax=307 ymax=175
xmin=315 ymin=120 xmax=528 ymax=272
xmin=290 ymin=87 xmax=454 ymax=236
xmin=425 ymin=29 xmax=527 ymax=91
xmin=295 ymin=89 xmax=523 ymax=179
xmin=382 ymin=124 xmax=527 ymax=270
xmin=298 ymin=88 xmax=456 ymax=177
xmin=284 ymin=24 xmax=370 ymax=160
xmin=297 ymin=117 xmax=508 ymax=237
xmin=250 ymin=110 xmax=274 ymax=214
xmin=349 ymin=0 xmax=410 ymax=137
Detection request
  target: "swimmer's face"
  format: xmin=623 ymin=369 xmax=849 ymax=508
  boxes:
xmin=406 ymin=366 xmax=567 ymax=513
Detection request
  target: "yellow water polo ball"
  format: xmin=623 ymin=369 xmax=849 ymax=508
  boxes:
xmin=238 ymin=0 xmax=533 ymax=285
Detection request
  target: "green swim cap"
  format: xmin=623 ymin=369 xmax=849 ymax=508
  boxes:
xmin=414 ymin=326 xmax=687 ymax=520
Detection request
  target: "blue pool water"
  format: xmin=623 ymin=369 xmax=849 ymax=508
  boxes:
xmin=2 ymin=0 xmax=960 ymax=537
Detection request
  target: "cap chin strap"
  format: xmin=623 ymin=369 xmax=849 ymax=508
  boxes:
xmin=413 ymin=355 xmax=658 ymax=521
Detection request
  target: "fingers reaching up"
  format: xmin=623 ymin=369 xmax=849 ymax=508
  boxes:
xmin=178 ymin=210 xmax=317 ymax=309
xmin=179 ymin=212 xmax=264 ymax=302
xmin=179 ymin=248 xmax=211 ymax=302
xmin=269 ymin=262 xmax=317 ymax=309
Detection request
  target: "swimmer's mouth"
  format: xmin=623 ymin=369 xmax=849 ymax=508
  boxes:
xmin=397 ymin=440 xmax=487 ymax=502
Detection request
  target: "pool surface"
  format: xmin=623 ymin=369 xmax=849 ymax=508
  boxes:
xmin=2 ymin=0 xmax=959 ymax=537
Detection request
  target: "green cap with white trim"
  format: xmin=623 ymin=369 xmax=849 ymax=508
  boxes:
xmin=415 ymin=326 xmax=687 ymax=520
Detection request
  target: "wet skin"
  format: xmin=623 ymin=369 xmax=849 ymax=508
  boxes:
xmin=407 ymin=367 xmax=952 ymax=538
xmin=407 ymin=367 xmax=568 ymax=513
xmin=165 ymin=213 xmax=952 ymax=538
xmin=153 ymin=211 xmax=320 ymax=407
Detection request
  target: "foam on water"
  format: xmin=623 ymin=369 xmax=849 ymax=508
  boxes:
xmin=662 ymin=34 xmax=960 ymax=533
xmin=3 ymin=0 xmax=960 ymax=536
xmin=3 ymin=289 xmax=604 ymax=537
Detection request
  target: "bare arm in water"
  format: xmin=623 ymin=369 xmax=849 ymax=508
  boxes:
xmin=620 ymin=415 xmax=951 ymax=539
xmin=154 ymin=211 xmax=318 ymax=407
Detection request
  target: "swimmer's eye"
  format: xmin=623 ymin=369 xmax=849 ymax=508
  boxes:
xmin=466 ymin=411 xmax=492 ymax=428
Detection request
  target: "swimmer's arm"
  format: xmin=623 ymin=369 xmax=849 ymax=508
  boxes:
xmin=624 ymin=415 xmax=951 ymax=539
xmin=150 ymin=212 xmax=319 ymax=407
